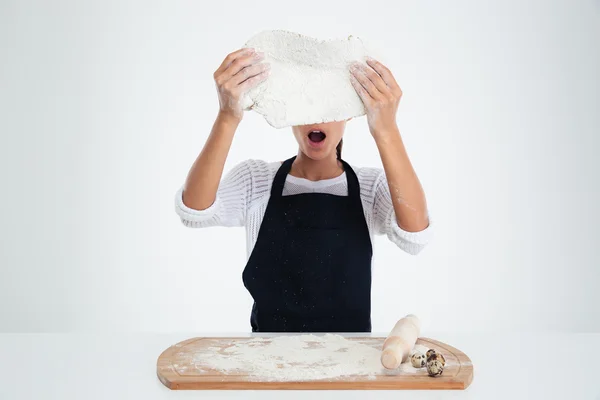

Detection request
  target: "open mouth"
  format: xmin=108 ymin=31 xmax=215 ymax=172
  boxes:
xmin=308 ymin=130 xmax=326 ymax=143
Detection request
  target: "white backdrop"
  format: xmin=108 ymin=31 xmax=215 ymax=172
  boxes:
xmin=1 ymin=0 xmax=598 ymax=334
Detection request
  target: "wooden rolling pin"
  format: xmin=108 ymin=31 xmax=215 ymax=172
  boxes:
xmin=381 ymin=314 xmax=421 ymax=369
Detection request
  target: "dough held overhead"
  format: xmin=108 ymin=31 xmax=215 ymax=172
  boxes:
xmin=240 ymin=30 xmax=375 ymax=128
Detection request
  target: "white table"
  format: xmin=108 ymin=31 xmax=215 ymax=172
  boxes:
xmin=0 ymin=332 xmax=598 ymax=399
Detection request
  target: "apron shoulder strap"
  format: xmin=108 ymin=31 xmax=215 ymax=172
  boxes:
xmin=340 ymin=159 xmax=361 ymax=200
xmin=270 ymin=156 xmax=296 ymax=198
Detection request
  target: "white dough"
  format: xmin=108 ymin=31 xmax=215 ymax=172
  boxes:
xmin=240 ymin=30 xmax=377 ymax=128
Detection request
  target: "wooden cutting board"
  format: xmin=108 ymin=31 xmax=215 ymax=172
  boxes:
xmin=157 ymin=336 xmax=473 ymax=390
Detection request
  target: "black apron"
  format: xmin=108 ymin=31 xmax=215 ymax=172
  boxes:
xmin=241 ymin=156 xmax=373 ymax=332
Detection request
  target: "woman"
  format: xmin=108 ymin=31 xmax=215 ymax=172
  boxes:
xmin=175 ymin=47 xmax=432 ymax=333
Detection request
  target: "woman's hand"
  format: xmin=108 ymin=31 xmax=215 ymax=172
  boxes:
xmin=349 ymin=59 xmax=402 ymax=138
xmin=213 ymin=48 xmax=271 ymax=123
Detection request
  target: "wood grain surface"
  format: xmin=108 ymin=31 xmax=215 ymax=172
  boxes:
xmin=157 ymin=336 xmax=473 ymax=390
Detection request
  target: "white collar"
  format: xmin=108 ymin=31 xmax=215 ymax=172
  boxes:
xmin=285 ymin=172 xmax=347 ymax=188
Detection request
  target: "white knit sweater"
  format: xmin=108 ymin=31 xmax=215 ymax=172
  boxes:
xmin=175 ymin=159 xmax=432 ymax=258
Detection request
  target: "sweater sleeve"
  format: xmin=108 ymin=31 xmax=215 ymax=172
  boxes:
xmin=370 ymin=169 xmax=433 ymax=255
xmin=174 ymin=160 xmax=253 ymax=228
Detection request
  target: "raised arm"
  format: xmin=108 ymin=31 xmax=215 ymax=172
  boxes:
xmin=350 ymin=58 xmax=429 ymax=232
xmin=182 ymin=48 xmax=270 ymax=210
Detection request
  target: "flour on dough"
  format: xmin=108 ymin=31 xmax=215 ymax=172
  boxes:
xmin=240 ymin=30 xmax=377 ymax=128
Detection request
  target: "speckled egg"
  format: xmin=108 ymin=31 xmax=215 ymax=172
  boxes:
xmin=426 ymin=359 xmax=444 ymax=377
xmin=427 ymin=351 xmax=446 ymax=367
xmin=426 ymin=349 xmax=437 ymax=360
xmin=410 ymin=351 xmax=426 ymax=368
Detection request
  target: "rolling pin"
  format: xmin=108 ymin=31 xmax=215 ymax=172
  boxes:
xmin=381 ymin=314 xmax=421 ymax=369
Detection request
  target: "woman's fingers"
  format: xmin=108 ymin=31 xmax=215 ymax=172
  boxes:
xmin=237 ymin=69 xmax=270 ymax=93
xmin=214 ymin=48 xmax=254 ymax=78
xmin=220 ymin=51 xmax=264 ymax=83
xmin=349 ymin=73 xmax=373 ymax=106
xmin=366 ymin=58 xmax=402 ymax=96
xmin=214 ymin=49 xmax=264 ymax=86
xmin=231 ymin=62 xmax=271 ymax=86
xmin=350 ymin=64 xmax=383 ymax=100
xmin=355 ymin=63 xmax=390 ymax=96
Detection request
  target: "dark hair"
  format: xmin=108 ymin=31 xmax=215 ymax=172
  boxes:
xmin=336 ymin=139 xmax=343 ymax=160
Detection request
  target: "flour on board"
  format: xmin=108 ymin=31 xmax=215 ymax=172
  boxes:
xmin=190 ymin=334 xmax=433 ymax=382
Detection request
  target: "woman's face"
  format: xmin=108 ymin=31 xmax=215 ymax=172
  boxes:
xmin=291 ymin=120 xmax=347 ymax=161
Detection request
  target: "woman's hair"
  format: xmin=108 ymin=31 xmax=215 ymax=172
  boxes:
xmin=336 ymin=139 xmax=343 ymax=160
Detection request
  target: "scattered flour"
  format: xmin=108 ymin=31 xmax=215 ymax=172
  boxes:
xmin=189 ymin=334 xmax=432 ymax=382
